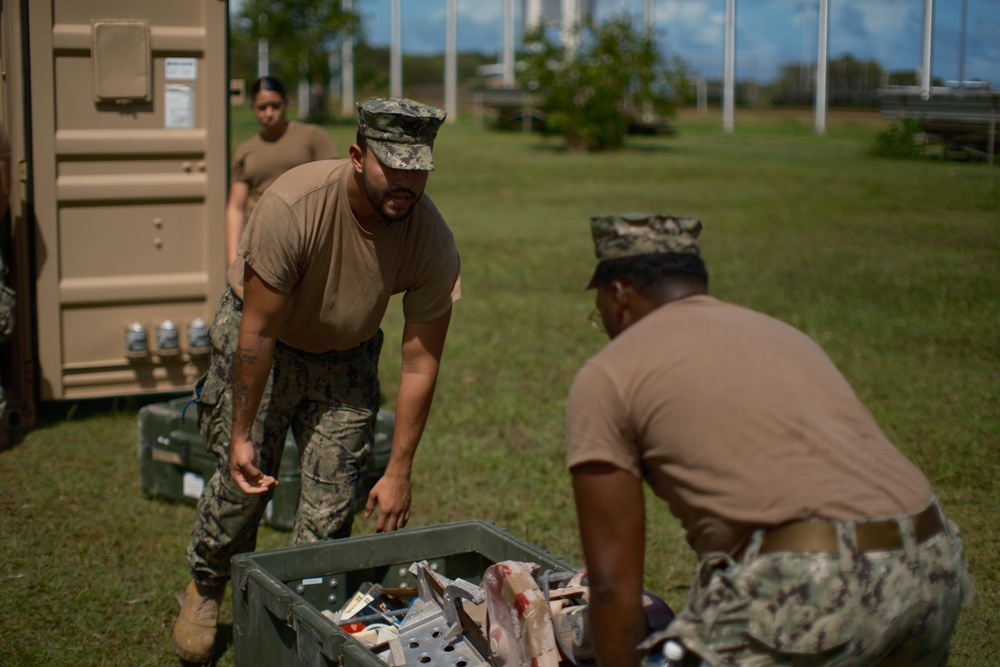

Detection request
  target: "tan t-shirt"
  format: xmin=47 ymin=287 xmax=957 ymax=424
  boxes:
xmin=228 ymin=159 xmax=460 ymax=353
xmin=230 ymin=121 xmax=337 ymax=221
xmin=566 ymin=295 xmax=932 ymax=557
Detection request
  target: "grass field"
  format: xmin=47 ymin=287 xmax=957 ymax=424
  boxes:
xmin=1 ymin=106 xmax=996 ymax=666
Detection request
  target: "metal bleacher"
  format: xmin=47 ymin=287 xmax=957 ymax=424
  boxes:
xmin=470 ymin=86 xmax=543 ymax=133
xmin=880 ymin=85 xmax=998 ymax=164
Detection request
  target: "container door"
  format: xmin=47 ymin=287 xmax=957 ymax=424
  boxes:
xmin=1 ymin=0 xmax=31 ymax=429
xmin=26 ymin=0 xmax=228 ymax=401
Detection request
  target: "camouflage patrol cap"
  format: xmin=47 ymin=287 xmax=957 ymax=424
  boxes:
xmin=357 ymin=97 xmax=447 ymax=171
xmin=585 ymin=213 xmax=703 ymax=289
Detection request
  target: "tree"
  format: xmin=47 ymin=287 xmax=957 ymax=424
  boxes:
xmin=769 ymin=53 xmax=904 ymax=107
xmin=518 ymin=15 xmax=680 ymax=151
xmin=232 ymin=0 xmax=359 ymax=121
xmin=350 ymin=46 xmax=495 ymax=96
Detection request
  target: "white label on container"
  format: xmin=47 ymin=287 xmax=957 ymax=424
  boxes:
xmin=183 ymin=472 xmax=205 ymax=498
xmin=165 ymin=57 xmax=198 ymax=81
xmin=165 ymin=85 xmax=195 ymax=129
xmin=302 ymin=577 xmax=324 ymax=587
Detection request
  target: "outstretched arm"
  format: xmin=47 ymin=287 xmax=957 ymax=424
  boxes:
xmin=225 ymin=181 xmax=250 ymax=266
xmin=229 ymin=264 xmax=289 ymax=494
xmin=572 ymin=461 xmax=647 ymax=667
xmin=366 ymin=307 xmax=452 ymax=532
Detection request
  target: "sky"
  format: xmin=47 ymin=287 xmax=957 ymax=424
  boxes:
xmin=233 ymin=0 xmax=1000 ymax=86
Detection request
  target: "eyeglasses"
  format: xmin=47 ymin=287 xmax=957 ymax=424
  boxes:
xmin=588 ymin=306 xmax=607 ymax=334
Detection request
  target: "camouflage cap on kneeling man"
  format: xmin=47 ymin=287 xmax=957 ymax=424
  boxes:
xmin=356 ymin=97 xmax=447 ymax=171
xmin=586 ymin=213 xmax=703 ymax=289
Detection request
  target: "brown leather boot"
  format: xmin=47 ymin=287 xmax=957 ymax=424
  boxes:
xmin=172 ymin=580 xmax=226 ymax=663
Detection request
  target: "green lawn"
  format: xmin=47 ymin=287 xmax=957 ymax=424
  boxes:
xmin=1 ymin=107 xmax=996 ymax=665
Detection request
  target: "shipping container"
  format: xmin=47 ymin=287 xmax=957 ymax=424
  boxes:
xmin=0 ymin=0 xmax=229 ymax=432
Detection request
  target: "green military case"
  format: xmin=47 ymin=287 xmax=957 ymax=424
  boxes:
xmin=261 ymin=429 xmax=303 ymax=531
xmin=230 ymin=520 xmax=576 ymax=667
xmin=137 ymin=396 xmax=219 ymax=506
xmin=136 ymin=396 xmax=300 ymax=530
xmin=137 ymin=397 xmax=395 ymax=531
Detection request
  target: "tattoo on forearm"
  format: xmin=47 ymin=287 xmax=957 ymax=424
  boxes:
xmin=232 ymin=346 xmax=258 ymax=422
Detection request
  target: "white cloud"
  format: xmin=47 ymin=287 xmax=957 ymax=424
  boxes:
xmin=455 ymin=0 xmax=502 ymax=23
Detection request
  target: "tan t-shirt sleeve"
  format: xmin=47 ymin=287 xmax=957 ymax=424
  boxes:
xmin=239 ymin=189 xmax=303 ymax=293
xmin=397 ymin=198 xmax=462 ymax=323
xmin=400 ymin=246 xmax=460 ymax=323
xmin=566 ymin=360 xmax=642 ymax=477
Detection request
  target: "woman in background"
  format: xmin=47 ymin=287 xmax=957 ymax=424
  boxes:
xmin=226 ymin=76 xmax=337 ymax=264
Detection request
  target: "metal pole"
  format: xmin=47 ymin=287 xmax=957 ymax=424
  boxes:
xmin=815 ymin=0 xmax=828 ymax=135
xmin=341 ymin=0 xmax=354 ymax=116
xmin=563 ymin=0 xmax=579 ymax=56
xmin=525 ymin=0 xmax=543 ymax=32
xmin=723 ymin=0 xmax=735 ymax=133
xmin=445 ymin=0 xmax=457 ymax=120
xmin=257 ymin=13 xmax=269 ymax=78
xmin=921 ymin=0 xmax=934 ymax=99
xmin=645 ymin=0 xmax=653 ymax=31
xmin=390 ymin=0 xmax=402 ymax=98
xmin=503 ymin=0 xmax=516 ymax=87
xmin=258 ymin=39 xmax=269 ymax=78
xmin=958 ymin=0 xmax=968 ymax=86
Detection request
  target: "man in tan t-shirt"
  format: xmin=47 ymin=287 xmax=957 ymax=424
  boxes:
xmin=172 ymin=98 xmax=460 ymax=664
xmin=567 ymin=214 xmax=975 ymax=667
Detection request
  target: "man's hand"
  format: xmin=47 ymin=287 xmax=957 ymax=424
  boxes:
xmin=228 ymin=266 xmax=285 ymax=496
xmin=365 ymin=473 xmax=411 ymax=532
xmin=230 ymin=436 xmax=277 ymax=494
xmin=360 ymin=310 xmax=452 ymax=534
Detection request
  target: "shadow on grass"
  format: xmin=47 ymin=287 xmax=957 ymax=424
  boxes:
xmin=0 ymin=391 xmax=193 ymax=454
xmin=35 ymin=391 xmax=190 ymax=424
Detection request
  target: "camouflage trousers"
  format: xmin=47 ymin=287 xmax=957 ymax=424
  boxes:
xmin=644 ymin=501 xmax=977 ymax=667
xmin=186 ymin=288 xmax=382 ymax=587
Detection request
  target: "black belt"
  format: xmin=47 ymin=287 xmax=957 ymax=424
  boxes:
xmin=759 ymin=504 xmax=944 ymax=554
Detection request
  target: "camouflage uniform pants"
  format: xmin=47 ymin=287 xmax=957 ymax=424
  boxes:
xmin=186 ymin=288 xmax=382 ymax=586
xmin=643 ymin=501 xmax=977 ymax=667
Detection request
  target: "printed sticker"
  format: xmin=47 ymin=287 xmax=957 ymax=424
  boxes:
xmin=183 ymin=472 xmax=205 ymax=498
xmin=165 ymin=85 xmax=195 ymax=129
xmin=165 ymin=57 xmax=198 ymax=81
